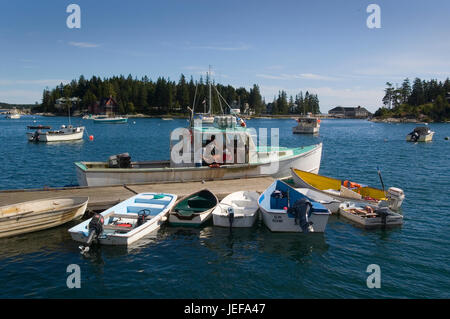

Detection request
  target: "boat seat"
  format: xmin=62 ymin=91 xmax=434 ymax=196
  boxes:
xmin=103 ymin=224 xmax=134 ymax=232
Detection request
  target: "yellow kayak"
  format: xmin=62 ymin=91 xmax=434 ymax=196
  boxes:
xmin=290 ymin=168 xmax=405 ymax=210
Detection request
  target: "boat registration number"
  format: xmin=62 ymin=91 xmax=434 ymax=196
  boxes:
xmin=272 ymin=215 xmax=283 ymax=223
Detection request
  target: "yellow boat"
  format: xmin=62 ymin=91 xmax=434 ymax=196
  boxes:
xmin=290 ymin=168 xmax=405 ymax=211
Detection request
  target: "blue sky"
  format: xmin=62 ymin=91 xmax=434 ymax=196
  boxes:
xmin=1 ymin=0 xmax=449 ymax=112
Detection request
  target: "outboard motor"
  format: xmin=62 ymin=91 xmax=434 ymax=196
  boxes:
xmin=387 ymin=187 xmax=405 ymax=211
xmin=374 ymin=207 xmax=390 ymax=227
xmin=287 ymin=198 xmax=313 ymax=233
xmin=411 ymin=131 xmax=419 ymax=142
xmin=227 ymin=206 xmax=235 ymax=229
xmin=32 ymin=130 xmax=41 ymax=142
xmin=80 ymin=213 xmax=104 ymax=253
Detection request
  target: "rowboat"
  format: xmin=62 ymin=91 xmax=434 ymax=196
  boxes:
xmin=295 ymin=188 xmax=341 ymax=214
xmin=258 ymin=180 xmax=331 ymax=232
xmin=212 ymin=191 xmax=260 ymax=228
xmin=68 ymin=193 xmax=177 ymax=246
xmin=338 ymin=202 xmax=403 ymax=228
xmin=0 ymin=197 xmax=88 ymax=239
xmin=290 ymin=168 xmax=405 ymax=211
xmin=168 ymin=189 xmax=218 ymax=227
xmin=27 ymin=125 xmax=84 ymax=142
xmin=406 ymin=126 xmax=434 ymax=142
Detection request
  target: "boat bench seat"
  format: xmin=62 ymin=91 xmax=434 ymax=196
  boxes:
xmin=103 ymin=224 xmax=134 ymax=232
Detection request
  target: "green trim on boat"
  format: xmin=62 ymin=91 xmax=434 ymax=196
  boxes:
xmin=174 ymin=190 xmax=217 ymax=216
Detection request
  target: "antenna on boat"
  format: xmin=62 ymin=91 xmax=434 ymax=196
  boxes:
xmin=377 ymin=166 xmax=386 ymax=194
xmin=208 ymin=65 xmax=212 ymax=115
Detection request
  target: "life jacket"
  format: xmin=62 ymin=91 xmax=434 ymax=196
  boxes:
xmin=343 ymin=180 xmax=361 ymax=189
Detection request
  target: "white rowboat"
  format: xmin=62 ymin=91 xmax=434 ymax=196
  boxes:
xmin=212 ymin=191 xmax=260 ymax=228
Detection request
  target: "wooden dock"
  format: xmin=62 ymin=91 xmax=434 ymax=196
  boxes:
xmin=0 ymin=177 xmax=275 ymax=212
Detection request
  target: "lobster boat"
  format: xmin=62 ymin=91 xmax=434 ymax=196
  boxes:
xmin=406 ymin=126 xmax=434 ymax=142
xmin=258 ymin=180 xmax=331 ymax=232
xmin=212 ymin=191 xmax=260 ymax=228
xmin=168 ymin=189 xmax=218 ymax=227
xmin=338 ymin=202 xmax=403 ymax=228
xmin=68 ymin=193 xmax=177 ymax=247
xmin=290 ymin=168 xmax=405 ymax=211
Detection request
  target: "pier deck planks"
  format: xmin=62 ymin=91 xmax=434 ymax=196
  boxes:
xmin=0 ymin=177 xmax=274 ymax=211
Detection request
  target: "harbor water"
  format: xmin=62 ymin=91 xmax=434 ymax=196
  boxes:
xmin=0 ymin=116 xmax=449 ymax=298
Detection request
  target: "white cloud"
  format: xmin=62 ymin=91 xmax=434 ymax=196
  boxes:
xmin=68 ymin=41 xmax=100 ymax=48
xmin=256 ymin=73 xmax=339 ymax=81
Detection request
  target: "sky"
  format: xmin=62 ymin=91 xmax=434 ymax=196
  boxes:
xmin=1 ymin=0 xmax=449 ymax=112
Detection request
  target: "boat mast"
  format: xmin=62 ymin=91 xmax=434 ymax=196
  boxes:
xmin=208 ymin=65 xmax=212 ymax=115
xmin=68 ymin=100 xmax=71 ymax=125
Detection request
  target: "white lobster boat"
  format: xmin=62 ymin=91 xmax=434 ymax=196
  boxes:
xmin=406 ymin=126 xmax=434 ymax=142
xmin=212 ymin=191 xmax=260 ymax=228
xmin=75 ymin=125 xmax=322 ymax=187
xmin=338 ymin=202 xmax=403 ymax=228
xmin=27 ymin=125 xmax=84 ymax=142
xmin=258 ymin=180 xmax=331 ymax=232
xmin=292 ymin=116 xmax=320 ymax=134
xmin=0 ymin=197 xmax=88 ymax=239
xmin=69 ymin=193 xmax=177 ymax=246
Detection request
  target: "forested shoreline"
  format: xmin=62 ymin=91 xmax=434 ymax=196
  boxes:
xmin=374 ymin=77 xmax=450 ymax=122
xmin=36 ymin=74 xmax=320 ymax=115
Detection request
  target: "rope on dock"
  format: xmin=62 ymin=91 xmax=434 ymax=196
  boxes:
xmin=123 ymin=184 xmax=138 ymax=195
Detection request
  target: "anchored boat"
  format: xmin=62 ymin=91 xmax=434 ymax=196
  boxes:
xmin=69 ymin=193 xmax=177 ymax=247
xmin=27 ymin=125 xmax=84 ymax=142
xmin=292 ymin=115 xmax=320 ymax=134
xmin=291 ymin=168 xmax=405 ymax=211
xmin=338 ymin=202 xmax=403 ymax=228
xmin=212 ymin=191 xmax=260 ymax=228
xmin=406 ymin=126 xmax=434 ymax=142
xmin=258 ymin=180 xmax=331 ymax=232
xmin=0 ymin=197 xmax=88 ymax=239
xmin=168 ymin=189 xmax=218 ymax=227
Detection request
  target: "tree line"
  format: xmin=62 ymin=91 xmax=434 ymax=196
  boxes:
xmin=37 ymin=74 xmax=320 ymax=116
xmin=267 ymin=91 xmax=320 ymax=115
xmin=375 ymin=77 xmax=450 ymax=121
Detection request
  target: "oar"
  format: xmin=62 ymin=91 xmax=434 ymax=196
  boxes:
xmin=377 ymin=166 xmax=386 ymax=194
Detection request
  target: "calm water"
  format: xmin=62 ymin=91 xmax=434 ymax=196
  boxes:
xmin=0 ymin=116 xmax=449 ymax=298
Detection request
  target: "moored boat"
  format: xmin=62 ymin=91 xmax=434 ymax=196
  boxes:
xmin=406 ymin=126 xmax=434 ymax=142
xmin=212 ymin=191 xmax=260 ymax=228
xmin=93 ymin=116 xmax=128 ymax=124
xmin=295 ymin=187 xmax=341 ymax=214
xmin=69 ymin=193 xmax=177 ymax=246
xmin=0 ymin=197 xmax=88 ymax=238
xmin=338 ymin=202 xmax=403 ymax=228
xmin=258 ymin=180 xmax=331 ymax=232
xmin=292 ymin=116 xmax=320 ymax=134
xmin=168 ymin=189 xmax=218 ymax=227
xmin=27 ymin=125 xmax=84 ymax=142
xmin=290 ymin=168 xmax=405 ymax=211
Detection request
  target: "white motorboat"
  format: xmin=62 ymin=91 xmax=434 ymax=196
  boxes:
xmin=406 ymin=126 xmax=434 ymax=142
xmin=295 ymin=188 xmax=341 ymax=214
xmin=69 ymin=193 xmax=177 ymax=246
xmin=27 ymin=125 xmax=84 ymax=142
xmin=338 ymin=202 xmax=403 ymax=228
xmin=0 ymin=197 xmax=88 ymax=238
xmin=258 ymin=180 xmax=331 ymax=232
xmin=212 ymin=191 xmax=260 ymax=228
xmin=168 ymin=189 xmax=218 ymax=227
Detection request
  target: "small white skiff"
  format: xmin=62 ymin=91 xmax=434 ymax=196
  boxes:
xmin=295 ymin=188 xmax=341 ymax=214
xmin=68 ymin=193 xmax=177 ymax=246
xmin=212 ymin=191 xmax=260 ymax=228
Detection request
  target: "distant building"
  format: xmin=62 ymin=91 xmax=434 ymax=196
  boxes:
xmin=328 ymin=106 xmax=372 ymax=118
xmin=88 ymin=96 xmax=119 ymax=114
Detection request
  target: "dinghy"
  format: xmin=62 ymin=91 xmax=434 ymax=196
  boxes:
xmin=0 ymin=197 xmax=88 ymax=239
xmin=338 ymin=202 xmax=403 ymax=228
xmin=291 ymin=168 xmax=405 ymax=211
xmin=212 ymin=191 xmax=260 ymax=228
xmin=68 ymin=193 xmax=177 ymax=247
xmin=168 ymin=189 xmax=218 ymax=227
xmin=406 ymin=126 xmax=434 ymax=142
xmin=295 ymin=188 xmax=341 ymax=214
xmin=258 ymin=180 xmax=331 ymax=232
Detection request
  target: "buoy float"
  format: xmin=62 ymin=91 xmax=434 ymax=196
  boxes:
xmin=445 ymin=137 xmax=449 ymax=140
xmin=89 ymin=135 xmax=94 ymax=141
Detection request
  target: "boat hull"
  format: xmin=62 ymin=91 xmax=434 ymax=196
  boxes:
xmin=69 ymin=193 xmax=176 ymax=246
xmin=75 ymin=143 xmax=322 ymax=186
xmin=339 ymin=203 xmax=403 ymax=228
xmin=168 ymin=190 xmax=218 ymax=227
xmin=0 ymin=197 xmax=88 ymax=239
xmin=406 ymin=132 xmax=434 ymax=142
xmin=93 ymin=117 xmax=128 ymax=124
xmin=212 ymin=208 xmax=258 ymax=228
xmin=212 ymin=191 xmax=260 ymax=228
xmin=27 ymin=127 xmax=84 ymax=142
xmin=258 ymin=180 xmax=331 ymax=233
